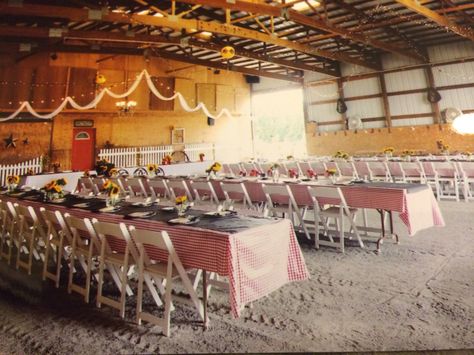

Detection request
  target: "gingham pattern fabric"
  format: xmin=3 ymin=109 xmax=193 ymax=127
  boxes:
xmin=4 ymin=195 xmax=308 ymax=318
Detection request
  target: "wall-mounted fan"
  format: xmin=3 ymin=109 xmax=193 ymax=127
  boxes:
xmin=347 ymin=115 xmax=362 ymax=130
xmin=443 ymin=107 xmax=463 ymax=124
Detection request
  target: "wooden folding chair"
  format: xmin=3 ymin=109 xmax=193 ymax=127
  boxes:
xmin=14 ymin=203 xmax=46 ymax=275
xmin=40 ymin=208 xmax=71 ymax=288
xmin=128 ymin=226 xmax=206 ymax=337
xmin=125 ymin=177 xmax=149 ymax=198
xmin=0 ymin=200 xmax=17 ymax=264
xmin=92 ymin=219 xmax=135 ymax=318
xmin=64 ymin=214 xmax=101 ymax=303
xmin=307 ymin=185 xmax=363 ymax=253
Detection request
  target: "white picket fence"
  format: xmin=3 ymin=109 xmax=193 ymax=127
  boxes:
xmin=0 ymin=156 xmax=43 ymax=186
xmin=184 ymin=143 xmax=215 ymax=161
xmin=140 ymin=145 xmax=174 ymax=166
xmin=98 ymin=143 xmax=215 ymax=167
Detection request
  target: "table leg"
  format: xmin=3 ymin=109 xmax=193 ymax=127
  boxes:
xmin=202 ymin=269 xmax=208 ymax=329
xmin=388 ymin=211 xmax=400 ymax=244
xmin=376 ymin=209 xmax=385 ymax=254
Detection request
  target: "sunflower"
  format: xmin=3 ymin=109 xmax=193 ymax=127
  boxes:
xmin=53 ymin=185 xmax=62 ymax=193
xmin=147 ymin=163 xmax=158 ymax=172
xmin=103 ymin=180 xmax=112 ymax=190
xmin=110 ymin=185 xmax=120 ymax=195
xmin=175 ymin=195 xmax=187 ymax=205
xmin=7 ymin=175 xmax=20 ymax=184
xmin=56 ymin=178 xmax=67 ymax=186
xmin=326 ymin=168 xmax=337 ymax=176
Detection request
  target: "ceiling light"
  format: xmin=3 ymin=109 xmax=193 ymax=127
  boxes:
xmin=153 ymin=13 xmax=164 ymax=18
xmin=292 ymin=0 xmax=321 ymax=12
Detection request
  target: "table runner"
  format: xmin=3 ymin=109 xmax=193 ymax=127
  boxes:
xmin=3 ymin=191 xmax=309 ymax=317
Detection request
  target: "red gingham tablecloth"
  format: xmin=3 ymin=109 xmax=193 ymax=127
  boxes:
xmin=3 ymin=195 xmax=309 ymax=318
xmin=245 ymin=181 xmax=444 ymax=237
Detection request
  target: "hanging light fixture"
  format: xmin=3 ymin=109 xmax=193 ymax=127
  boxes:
xmin=452 ymin=113 xmax=474 ymax=134
xmin=116 ymin=99 xmax=137 ymax=116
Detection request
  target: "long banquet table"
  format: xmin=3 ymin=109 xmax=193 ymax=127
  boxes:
xmin=175 ymin=177 xmax=445 ymax=237
xmin=2 ymin=190 xmax=309 ymax=318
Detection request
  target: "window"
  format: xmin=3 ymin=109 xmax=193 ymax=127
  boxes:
xmin=75 ymin=132 xmax=90 ymax=140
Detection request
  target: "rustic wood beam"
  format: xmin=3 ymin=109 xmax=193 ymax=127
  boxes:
xmin=395 ymin=0 xmax=474 ymax=41
xmin=0 ymin=2 xmax=374 ymax=71
xmin=0 ymin=25 xmax=337 ymax=76
xmin=424 ymin=65 xmax=441 ymax=126
xmin=174 ymin=0 xmax=424 ymax=61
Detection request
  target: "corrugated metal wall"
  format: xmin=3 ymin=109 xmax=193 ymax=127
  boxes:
xmin=303 ymin=41 xmax=474 ymax=132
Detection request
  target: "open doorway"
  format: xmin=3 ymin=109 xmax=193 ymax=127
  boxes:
xmin=251 ymin=87 xmax=307 ymax=160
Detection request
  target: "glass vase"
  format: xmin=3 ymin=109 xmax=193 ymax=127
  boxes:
xmin=272 ymin=169 xmax=280 ymax=183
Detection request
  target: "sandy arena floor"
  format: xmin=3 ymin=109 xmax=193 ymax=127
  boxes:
xmin=0 ymin=201 xmax=473 ymax=354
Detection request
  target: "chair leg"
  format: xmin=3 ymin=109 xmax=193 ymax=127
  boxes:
xmin=136 ymin=265 xmax=144 ymax=326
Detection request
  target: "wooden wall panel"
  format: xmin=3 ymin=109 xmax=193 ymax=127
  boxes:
xmin=31 ymin=66 xmax=68 ymax=110
xmin=174 ymin=78 xmax=195 ymax=111
xmin=95 ymin=69 xmax=126 ymax=111
xmin=149 ymin=77 xmax=175 ymax=111
xmin=68 ymin=67 xmax=96 ymax=106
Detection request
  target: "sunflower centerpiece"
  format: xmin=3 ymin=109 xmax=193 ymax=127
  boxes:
xmin=95 ymin=159 xmax=115 ymax=177
xmin=147 ymin=163 xmax=159 ymax=177
xmin=383 ymin=147 xmax=394 ymax=158
xmin=6 ymin=175 xmax=20 ymax=192
xmin=175 ymin=195 xmax=188 ymax=217
xmin=103 ymin=179 xmax=121 ymax=207
xmin=162 ymin=155 xmax=172 ymax=165
xmin=267 ymin=163 xmax=280 ymax=182
xmin=325 ymin=168 xmax=338 ymax=184
xmin=205 ymin=162 xmax=222 ymax=180
xmin=43 ymin=178 xmax=67 ymax=201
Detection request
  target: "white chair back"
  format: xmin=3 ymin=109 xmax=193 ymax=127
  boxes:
xmin=147 ymin=179 xmax=171 ymax=199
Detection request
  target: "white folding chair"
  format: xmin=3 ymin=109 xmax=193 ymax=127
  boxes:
xmin=307 ymin=185 xmax=363 ymax=253
xmin=262 ymin=184 xmax=310 ymax=239
xmin=309 ymin=161 xmax=327 ymax=176
xmin=367 ymin=161 xmax=391 ymax=181
xmin=386 ymin=162 xmax=404 ymax=182
xmin=354 ymin=161 xmax=372 ymax=181
xmin=40 ymin=208 xmax=72 ymax=288
xmin=64 ymin=214 xmax=101 ymax=303
xmin=90 ymin=177 xmax=106 ymax=195
xmin=337 ymin=161 xmax=357 ymax=179
xmin=125 ymin=177 xmax=148 ymax=198
xmin=147 ymin=178 xmax=171 ymax=200
xmin=420 ymin=161 xmax=440 ymax=198
xmin=92 ymin=220 xmax=135 ymax=318
xmin=129 ymin=226 xmax=206 ymax=337
xmin=400 ymin=161 xmax=426 ymax=184
xmin=78 ymin=177 xmax=98 ymax=195
xmin=167 ymin=179 xmax=193 ymax=202
xmin=190 ymin=180 xmax=219 ymax=207
xmin=458 ymin=161 xmax=474 ymax=201
xmin=14 ymin=203 xmax=46 ymax=275
xmin=220 ymin=181 xmax=253 ymax=211
xmin=432 ymin=161 xmax=460 ymax=201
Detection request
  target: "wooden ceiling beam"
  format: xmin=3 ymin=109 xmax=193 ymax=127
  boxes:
xmin=394 ymin=0 xmax=474 ymax=41
xmin=0 ymin=25 xmax=337 ymax=76
xmin=0 ymin=2 xmax=374 ymax=71
xmin=174 ymin=0 xmax=425 ymax=61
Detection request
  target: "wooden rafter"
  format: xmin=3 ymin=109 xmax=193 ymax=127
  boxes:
xmin=174 ymin=0 xmax=426 ymax=61
xmin=0 ymin=2 xmax=376 ymax=71
xmin=0 ymin=25 xmax=338 ymax=76
xmin=394 ymin=0 xmax=474 ymax=41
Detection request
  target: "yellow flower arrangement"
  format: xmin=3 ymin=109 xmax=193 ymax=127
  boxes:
xmin=175 ymin=195 xmax=187 ymax=205
xmin=7 ymin=175 xmax=20 ymax=185
xmin=6 ymin=175 xmax=20 ymax=192
xmin=334 ymin=151 xmax=349 ymax=159
xmin=43 ymin=178 xmax=67 ymax=200
xmin=383 ymin=147 xmax=394 ymax=154
xmin=326 ymin=168 xmax=337 ymax=176
xmin=147 ymin=163 xmax=158 ymax=176
xmin=103 ymin=179 xmax=120 ymax=196
xmin=206 ymin=162 xmax=222 ymax=175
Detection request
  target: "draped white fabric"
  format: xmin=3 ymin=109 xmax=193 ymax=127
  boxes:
xmin=0 ymin=69 xmax=233 ymax=121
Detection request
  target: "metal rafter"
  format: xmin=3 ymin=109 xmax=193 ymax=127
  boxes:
xmin=394 ymin=0 xmax=474 ymax=41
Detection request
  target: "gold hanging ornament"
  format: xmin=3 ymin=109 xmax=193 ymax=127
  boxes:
xmin=220 ymin=46 xmax=235 ymax=59
xmin=95 ymin=73 xmax=106 ymax=85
